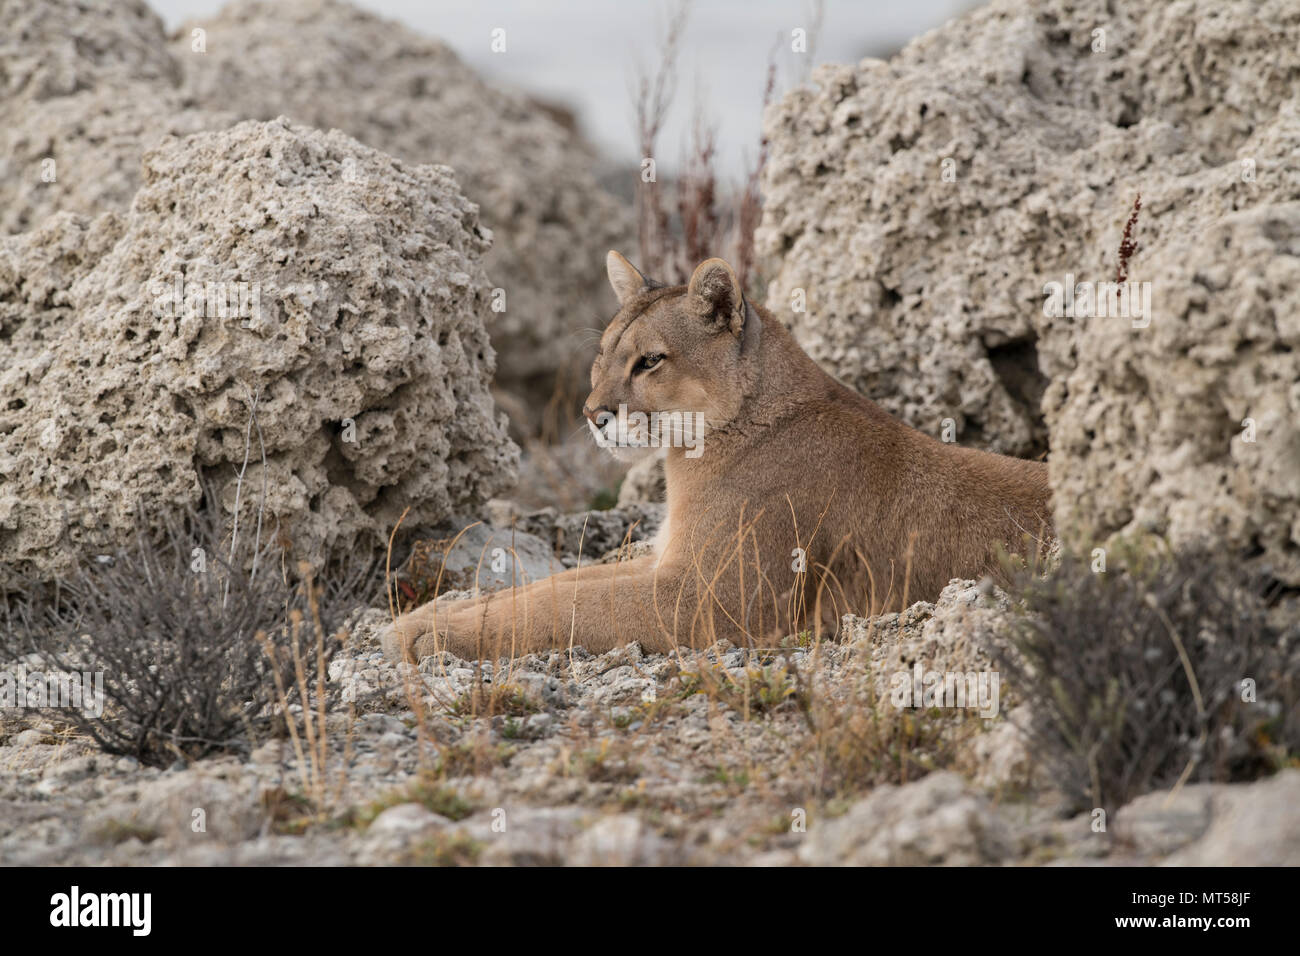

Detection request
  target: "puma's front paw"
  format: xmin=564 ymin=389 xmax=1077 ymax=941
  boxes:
xmin=377 ymin=619 xmax=411 ymax=663
xmin=378 ymin=613 xmax=444 ymax=663
xmin=378 ymin=592 xmax=487 ymax=662
xmin=380 ymin=603 xmax=531 ymax=662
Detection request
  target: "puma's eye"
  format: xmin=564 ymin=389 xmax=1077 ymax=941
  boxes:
xmin=635 ymin=353 xmax=665 ymax=373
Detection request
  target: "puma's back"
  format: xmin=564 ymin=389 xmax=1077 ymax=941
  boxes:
xmin=591 ymin=252 xmax=1053 ymax=626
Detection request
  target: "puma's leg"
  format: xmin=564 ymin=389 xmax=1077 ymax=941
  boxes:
xmin=378 ymin=556 xmax=664 ymax=661
xmin=381 ymin=543 xmax=766 ymax=662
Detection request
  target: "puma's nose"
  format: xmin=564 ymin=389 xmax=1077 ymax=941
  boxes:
xmin=583 ymin=404 xmax=610 ymax=425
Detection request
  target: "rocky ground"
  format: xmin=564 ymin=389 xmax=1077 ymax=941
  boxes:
xmin=2 ymin=0 xmax=1298 ymax=868
xmin=3 ymin=577 xmax=1294 ymax=866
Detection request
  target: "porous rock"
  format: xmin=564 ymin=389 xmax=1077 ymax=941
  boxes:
xmin=0 ymin=0 xmax=234 ymax=234
xmin=1162 ymin=769 xmax=1300 ymax=866
xmin=616 ymin=453 xmax=667 ymax=506
xmin=845 ymin=580 xmax=1035 ymax=789
xmin=758 ymin=0 xmax=1300 ymax=580
xmin=170 ymin=0 xmax=633 ymax=408
xmin=0 ymin=0 xmax=178 ymax=102
xmin=797 ymin=771 xmax=1015 ymax=866
xmin=0 ymin=86 xmax=234 ymax=235
xmin=0 ymin=118 xmax=517 ymax=582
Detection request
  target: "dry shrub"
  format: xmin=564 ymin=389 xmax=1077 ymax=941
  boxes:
xmin=0 ymin=497 xmax=375 ymax=768
xmin=630 ymin=0 xmax=791 ymax=295
xmin=989 ymin=541 xmax=1299 ymax=812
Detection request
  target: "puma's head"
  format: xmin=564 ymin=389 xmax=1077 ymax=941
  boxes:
xmin=584 ymin=251 xmax=759 ymax=459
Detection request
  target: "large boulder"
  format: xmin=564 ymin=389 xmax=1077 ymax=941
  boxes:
xmin=0 ymin=0 xmax=233 ymax=234
xmin=0 ymin=118 xmax=517 ymax=582
xmin=0 ymin=212 xmax=122 ymax=349
xmin=758 ymin=0 xmax=1300 ymax=581
xmin=0 ymin=85 xmax=233 ymax=235
xmin=1041 ymin=94 xmax=1300 ymax=581
xmin=170 ymin=0 xmax=633 ymax=413
xmin=0 ymin=0 xmax=177 ymax=100
xmin=797 ymin=772 xmax=1015 ymax=866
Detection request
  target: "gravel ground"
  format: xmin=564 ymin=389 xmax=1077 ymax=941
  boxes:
xmin=4 ymin=578 xmax=1292 ymax=866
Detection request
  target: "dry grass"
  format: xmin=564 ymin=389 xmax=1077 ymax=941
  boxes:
xmin=403 ymin=831 xmax=484 ymax=866
xmin=793 ymin=651 xmax=988 ymax=799
xmin=352 ymin=777 xmax=477 ymax=827
xmin=373 ymin=476 xmax=995 ymax=808
xmin=629 ymin=0 xmax=793 ymax=296
xmin=255 ymin=560 xmax=353 ymax=818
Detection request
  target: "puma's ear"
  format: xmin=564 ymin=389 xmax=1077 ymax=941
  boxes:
xmin=606 ymin=250 xmax=648 ymax=307
xmin=686 ymin=257 xmax=744 ymax=337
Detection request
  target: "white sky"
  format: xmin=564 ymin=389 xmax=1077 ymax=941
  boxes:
xmin=151 ymin=0 xmax=970 ymax=180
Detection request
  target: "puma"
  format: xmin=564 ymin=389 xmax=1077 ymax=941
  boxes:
xmin=380 ymin=252 xmax=1053 ymax=662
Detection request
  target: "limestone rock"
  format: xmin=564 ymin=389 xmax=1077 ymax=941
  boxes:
xmin=0 ymin=0 xmax=178 ymax=103
xmin=845 ymin=580 xmax=1034 ymax=789
xmin=2 ymin=0 xmax=632 ymax=424
xmin=87 ymin=763 xmax=266 ymax=845
xmin=1113 ymin=785 xmax=1215 ymax=858
xmin=395 ymin=522 xmax=564 ymax=596
xmin=1048 ymin=194 xmax=1300 ymax=583
xmin=758 ymin=0 xmax=1300 ymax=579
xmin=367 ymin=803 xmax=452 ymax=840
xmin=1153 ymin=770 xmax=1300 ymax=866
xmin=1107 ymin=770 xmax=1300 ymax=868
xmin=845 ymin=579 xmax=1009 ymax=682
xmin=570 ymin=814 xmax=669 ymax=866
xmin=170 ymin=0 xmax=633 ymax=409
xmin=513 ymin=503 xmax=665 ymax=565
xmin=0 ymin=118 xmax=517 ymax=582
xmin=0 ymin=0 xmax=235 ymax=234
xmin=797 ymin=771 xmax=1015 ymax=865
xmin=470 ymin=806 xmax=589 ymax=866
xmin=616 ymin=453 xmax=667 ymax=506
xmin=0 ymin=212 xmax=121 ymax=348
xmin=0 ymin=85 xmax=234 ymax=235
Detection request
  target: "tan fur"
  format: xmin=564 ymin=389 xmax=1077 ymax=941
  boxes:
xmin=380 ymin=252 xmax=1053 ymax=662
